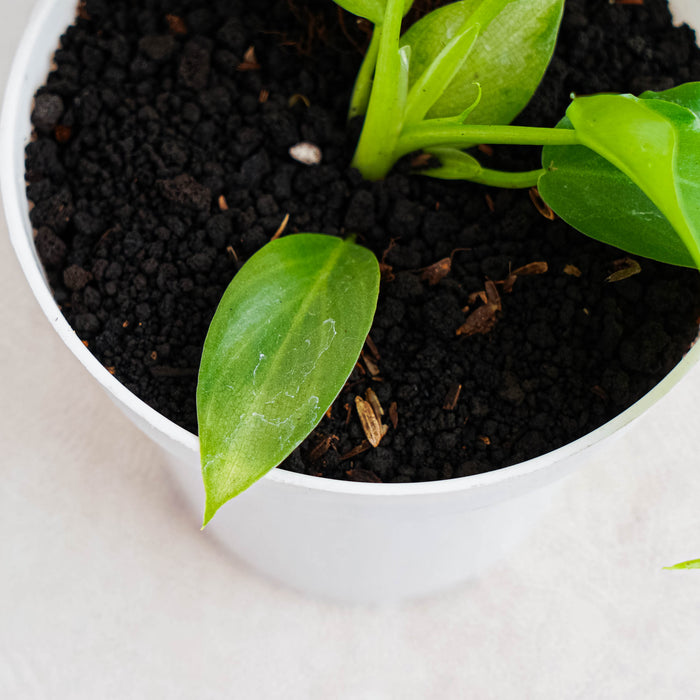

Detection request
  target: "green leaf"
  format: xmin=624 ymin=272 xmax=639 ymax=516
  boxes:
xmin=416 ymin=147 xmax=482 ymax=179
xmin=421 ymin=147 xmax=543 ymax=188
xmin=334 ymin=0 xmax=413 ymax=25
xmin=539 ymin=118 xmax=696 ymax=267
xmin=539 ymin=89 xmax=700 ymax=268
xmin=197 ymin=234 xmax=380 ymax=525
xmin=403 ymin=21 xmax=480 ymax=126
xmin=400 ymin=0 xmax=564 ymax=125
xmin=664 ymin=559 xmax=700 ymax=570
xmin=641 ymin=81 xmax=700 ymax=117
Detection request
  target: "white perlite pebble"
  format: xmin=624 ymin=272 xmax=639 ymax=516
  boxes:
xmin=289 ymin=142 xmax=322 ymax=165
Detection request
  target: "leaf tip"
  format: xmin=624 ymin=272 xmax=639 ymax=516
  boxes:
xmin=201 ymin=496 xmax=221 ymax=529
xmin=663 ymin=559 xmax=700 ymax=570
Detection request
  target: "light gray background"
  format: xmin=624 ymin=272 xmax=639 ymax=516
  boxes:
xmin=2 ymin=1 xmax=700 ymax=697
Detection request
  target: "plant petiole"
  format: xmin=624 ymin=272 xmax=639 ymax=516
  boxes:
xmin=424 ymin=164 xmax=544 ymax=189
xmin=394 ymin=123 xmax=581 ymax=163
xmin=348 ymin=25 xmax=383 ymax=121
xmin=350 ymin=0 xmax=407 ymax=180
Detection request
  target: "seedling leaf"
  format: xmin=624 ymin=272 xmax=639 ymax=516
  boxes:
xmin=401 ymin=0 xmax=564 ymax=125
xmin=197 ymin=234 xmax=380 ymax=524
xmin=403 ymin=22 xmax=480 ymax=126
xmin=539 ymin=89 xmax=700 ymax=268
xmin=416 ymin=147 xmax=482 ymax=179
xmin=539 ymin=118 xmax=695 ymax=267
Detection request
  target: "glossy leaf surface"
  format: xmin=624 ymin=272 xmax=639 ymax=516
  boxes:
xmin=334 ymin=0 xmax=413 ymax=24
xmin=539 ymin=88 xmax=700 ymax=268
xmin=403 ymin=22 xmax=480 ymax=126
xmin=417 ymin=147 xmax=482 ymax=179
xmin=400 ymin=0 xmax=564 ymax=125
xmin=539 ymin=117 xmax=695 ymax=267
xmin=197 ymin=234 xmax=380 ymax=524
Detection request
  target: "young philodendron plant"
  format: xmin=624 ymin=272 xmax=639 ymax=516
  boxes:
xmin=197 ymin=0 xmax=700 ymax=525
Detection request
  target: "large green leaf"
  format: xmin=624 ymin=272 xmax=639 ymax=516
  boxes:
xmin=539 ymin=88 xmax=700 ymax=268
xmin=400 ymin=0 xmax=564 ymax=125
xmin=539 ymin=118 xmax=695 ymax=267
xmin=197 ymin=234 xmax=380 ymax=524
xmin=334 ymin=0 xmax=413 ymax=25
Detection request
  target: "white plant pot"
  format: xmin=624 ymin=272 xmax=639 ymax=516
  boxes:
xmin=3 ymin=0 xmax=699 ymax=603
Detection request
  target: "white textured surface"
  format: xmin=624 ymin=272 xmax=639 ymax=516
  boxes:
xmin=2 ymin=1 xmax=700 ymax=697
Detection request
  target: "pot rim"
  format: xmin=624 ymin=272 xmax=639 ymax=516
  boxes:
xmin=3 ymin=0 xmax=700 ymax=499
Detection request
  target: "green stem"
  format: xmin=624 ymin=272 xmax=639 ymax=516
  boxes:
xmin=350 ymin=0 xmax=406 ymax=180
xmin=396 ymin=123 xmax=581 ymax=161
xmin=348 ymin=26 xmax=382 ymax=121
xmin=466 ymin=167 xmax=544 ymax=189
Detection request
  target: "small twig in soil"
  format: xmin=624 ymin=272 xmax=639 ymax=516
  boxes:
xmin=456 ymin=280 xmax=502 ymax=337
xmin=288 ymin=94 xmax=311 ymax=108
xmin=365 ymin=335 xmax=381 ymax=361
xmin=336 ymin=7 xmax=367 ymax=54
xmin=419 ymin=247 xmax=469 ymax=285
xmin=379 ymin=238 xmax=399 ymax=281
xmin=284 ymin=0 xmax=329 ymax=55
xmin=388 ymin=402 xmax=399 ymax=430
xmin=500 ymin=261 xmax=548 ymax=293
xmin=237 ymin=47 xmax=261 ymax=72
xmin=529 ymin=187 xmax=556 ymax=220
xmin=361 ymin=350 xmax=380 ymax=377
xmin=339 ymin=440 xmax=371 ymax=461
xmin=443 ymin=382 xmax=462 ymax=411
xmin=271 ymin=213 xmax=291 ymax=240
xmin=606 ymin=257 xmax=641 ymax=283
xmin=346 ymin=468 xmax=383 ymax=483
xmin=366 ymin=387 xmax=384 ymax=417
xmin=309 ymin=434 xmax=339 ymax=462
xmin=355 ymin=395 xmax=388 ymax=447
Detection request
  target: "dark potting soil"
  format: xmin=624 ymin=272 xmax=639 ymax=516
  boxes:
xmin=26 ymin=0 xmax=700 ymax=483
